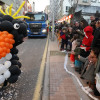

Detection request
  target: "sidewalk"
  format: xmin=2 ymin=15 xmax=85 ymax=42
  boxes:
xmin=42 ymin=37 xmax=99 ymax=100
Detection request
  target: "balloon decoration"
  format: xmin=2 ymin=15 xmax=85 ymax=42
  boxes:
xmin=0 ymin=1 xmax=29 ymax=87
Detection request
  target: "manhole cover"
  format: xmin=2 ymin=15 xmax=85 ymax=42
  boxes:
xmin=50 ymin=51 xmax=66 ymax=56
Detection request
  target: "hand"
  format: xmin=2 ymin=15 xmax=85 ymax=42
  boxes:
xmin=80 ymin=47 xmax=86 ymax=51
xmin=78 ymin=55 xmax=80 ymax=59
xmin=76 ymin=29 xmax=80 ymax=32
xmin=71 ymin=51 xmax=75 ymax=54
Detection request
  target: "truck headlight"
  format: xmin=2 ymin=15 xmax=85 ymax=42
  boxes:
xmin=27 ymin=30 xmax=29 ymax=32
xmin=42 ymin=29 xmax=47 ymax=33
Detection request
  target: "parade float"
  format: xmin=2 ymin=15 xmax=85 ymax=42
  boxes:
xmin=0 ymin=1 xmax=30 ymax=88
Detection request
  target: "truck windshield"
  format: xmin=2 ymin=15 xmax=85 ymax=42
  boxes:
xmin=26 ymin=14 xmax=45 ymax=21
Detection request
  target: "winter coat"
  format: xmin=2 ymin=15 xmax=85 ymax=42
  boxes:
xmin=60 ymin=32 xmax=66 ymax=40
xmin=72 ymin=40 xmax=77 ymax=51
xmin=80 ymin=56 xmax=95 ymax=83
xmin=74 ymin=47 xmax=81 ymax=60
xmin=91 ymin=27 xmax=100 ymax=49
xmin=80 ymin=26 xmax=94 ymax=51
xmin=95 ymin=53 xmax=100 ymax=74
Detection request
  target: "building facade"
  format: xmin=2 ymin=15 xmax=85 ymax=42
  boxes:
xmin=67 ymin=0 xmax=100 ymax=22
xmin=0 ymin=0 xmax=23 ymax=15
xmin=23 ymin=0 xmax=32 ymax=15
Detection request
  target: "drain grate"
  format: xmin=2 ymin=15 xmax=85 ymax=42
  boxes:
xmin=50 ymin=51 xmax=66 ymax=56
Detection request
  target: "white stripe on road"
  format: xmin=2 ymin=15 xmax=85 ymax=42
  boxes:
xmin=64 ymin=54 xmax=99 ymax=100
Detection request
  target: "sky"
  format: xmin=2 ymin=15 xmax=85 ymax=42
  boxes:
xmin=29 ymin=0 xmax=50 ymax=12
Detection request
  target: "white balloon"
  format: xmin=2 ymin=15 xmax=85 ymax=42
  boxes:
xmin=3 ymin=70 xmax=11 ymax=79
xmin=0 ymin=65 xmax=7 ymax=74
xmin=0 ymin=75 xmax=5 ymax=84
xmin=4 ymin=61 xmax=11 ymax=69
xmin=0 ymin=57 xmax=6 ymax=64
xmin=5 ymin=53 xmax=12 ymax=60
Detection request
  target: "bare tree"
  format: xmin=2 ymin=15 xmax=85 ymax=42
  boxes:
xmin=68 ymin=0 xmax=79 ymax=15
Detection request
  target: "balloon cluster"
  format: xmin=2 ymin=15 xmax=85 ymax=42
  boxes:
xmin=0 ymin=13 xmax=27 ymax=87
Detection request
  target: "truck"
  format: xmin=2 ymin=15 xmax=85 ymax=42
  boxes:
xmin=25 ymin=12 xmax=48 ymax=38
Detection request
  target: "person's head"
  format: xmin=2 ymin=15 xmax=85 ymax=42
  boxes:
xmin=80 ymin=19 xmax=88 ymax=29
xmin=62 ymin=27 xmax=67 ymax=33
xmin=95 ymin=20 xmax=100 ymax=28
xmin=75 ymin=22 xmax=79 ymax=27
xmin=90 ymin=15 xmax=95 ymax=21
xmin=73 ymin=34 xmax=78 ymax=40
xmin=68 ymin=27 xmax=72 ymax=33
xmin=89 ymin=48 xmax=100 ymax=64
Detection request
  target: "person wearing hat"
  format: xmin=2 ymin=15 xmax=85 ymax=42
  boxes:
xmin=60 ymin=27 xmax=68 ymax=52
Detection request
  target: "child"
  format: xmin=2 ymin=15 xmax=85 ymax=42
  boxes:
xmin=70 ymin=34 xmax=79 ymax=67
xmin=67 ymin=27 xmax=73 ymax=51
xmin=78 ymin=48 xmax=100 ymax=94
xmin=60 ymin=27 xmax=68 ymax=52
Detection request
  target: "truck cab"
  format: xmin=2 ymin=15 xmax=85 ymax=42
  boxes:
xmin=25 ymin=12 xmax=48 ymax=37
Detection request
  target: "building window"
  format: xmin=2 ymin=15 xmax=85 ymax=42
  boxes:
xmin=66 ymin=6 xmax=69 ymax=12
xmin=83 ymin=0 xmax=88 ymax=2
xmin=91 ymin=0 xmax=96 ymax=2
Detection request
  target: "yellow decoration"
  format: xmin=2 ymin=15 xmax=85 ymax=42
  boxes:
xmin=12 ymin=1 xmax=25 ymax=17
xmin=0 ymin=1 xmax=30 ymax=20
xmin=14 ymin=16 xmax=30 ymax=19
xmin=5 ymin=6 xmax=9 ymax=15
xmin=9 ymin=4 xmax=13 ymax=15
xmin=0 ymin=6 xmax=6 ymax=15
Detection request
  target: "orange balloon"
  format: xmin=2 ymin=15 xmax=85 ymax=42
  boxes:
xmin=9 ymin=39 xmax=15 ymax=44
xmin=4 ymin=38 xmax=10 ymax=43
xmin=2 ymin=34 xmax=7 ymax=38
xmin=5 ymin=43 xmax=10 ymax=48
xmin=0 ymin=56 xmax=2 ymax=59
xmin=6 ymin=49 xmax=10 ymax=53
xmin=0 ymin=42 xmax=6 ymax=47
xmin=0 ymin=37 xmax=4 ymax=42
xmin=0 ymin=47 xmax=3 ymax=53
xmin=9 ymin=44 xmax=13 ymax=49
xmin=3 ymin=31 xmax=9 ymax=35
xmin=7 ymin=34 xmax=13 ymax=39
xmin=0 ymin=32 xmax=2 ymax=36
xmin=1 ymin=52 xmax=6 ymax=57
xmin=2 ymin=47 xmax=7 ymax=52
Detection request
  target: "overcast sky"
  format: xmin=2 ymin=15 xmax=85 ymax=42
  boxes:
xmin=29 ymin=0 xmax=50 ymax=11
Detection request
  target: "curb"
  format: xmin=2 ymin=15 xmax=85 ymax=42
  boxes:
xmin=32 ymin=36 xmax=49 ymax=100
xmin=42 ymin=38 xmax=50 ymax=100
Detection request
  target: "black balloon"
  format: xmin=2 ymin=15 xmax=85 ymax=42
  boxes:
xmin=0 ymin=21 xmax=13 ymax=32
xmin=8 ymin=75 xmax=18 ymax=83
xmin=9 ymin=65 xmax=21 ymax=76
xmin=10 ymin=47 xmax=19 ymax=54
xmin=3 ymin=15 xmax=13 ymax=22
xmin=17 ymin=61 xmax=22 ymax=68
xmin=18 ymin=23 xmax=27 ymax=36
xmin=11 ymin=60 xmax=18 ymax=65
xmin=0 ymin=13 xmax=4 ymax=17
xmin=11 ymin=54 xmax=19 ymax=60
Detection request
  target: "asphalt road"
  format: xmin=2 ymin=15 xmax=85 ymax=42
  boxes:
xmin=0 ymin=37 xmax=47 ymax=100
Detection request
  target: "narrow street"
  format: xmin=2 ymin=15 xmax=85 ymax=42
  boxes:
xmin=0 ymin=38 xmax=47 ymax=100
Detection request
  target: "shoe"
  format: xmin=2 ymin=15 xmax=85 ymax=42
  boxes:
xmin=61 ymin=50 xmax=66 ymax=53
xmin=86 ymin=87 xmax=93 ymax=92
xmin=70 ymin=64 xmax=75 ymax=67
xmin=84 ymin=86 xmax=89 ymax=90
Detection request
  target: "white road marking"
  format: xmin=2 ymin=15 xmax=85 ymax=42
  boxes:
xmin=64 ymin=53 xmax=99 ymax=100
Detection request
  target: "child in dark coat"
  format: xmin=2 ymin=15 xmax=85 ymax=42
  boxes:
xmin=60 ymin=27 xmax=68 ymax=52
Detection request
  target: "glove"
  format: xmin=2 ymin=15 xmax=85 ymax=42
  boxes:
xmin=80 ymin=47 xmax=86 ymax=51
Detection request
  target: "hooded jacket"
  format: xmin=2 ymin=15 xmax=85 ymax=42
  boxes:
xmin=80 ymin=26 xmax=94 ymax=51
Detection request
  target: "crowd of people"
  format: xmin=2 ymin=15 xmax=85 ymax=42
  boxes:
xmin=55 ymin=15 xmax=100 ymax=96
